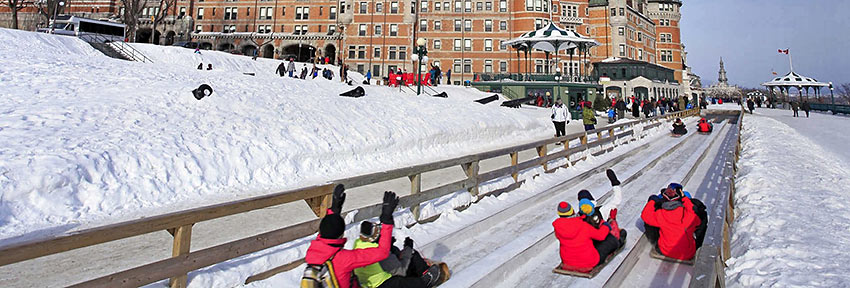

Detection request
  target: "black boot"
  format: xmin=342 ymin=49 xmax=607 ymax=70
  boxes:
xmin=619 ymin=229 xmax=627 ymax=247
xmin=420 ymin=264 xmax=441 ymax=287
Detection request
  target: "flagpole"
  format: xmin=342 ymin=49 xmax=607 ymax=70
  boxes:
xmin=788 ymin=51 xmax=794 ymax=72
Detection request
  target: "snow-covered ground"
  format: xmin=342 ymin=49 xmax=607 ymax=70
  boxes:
xmin=0 ymin=28 xmax=556 ymax=243
xmin=727 ymin=108 xmax=850 ymax=286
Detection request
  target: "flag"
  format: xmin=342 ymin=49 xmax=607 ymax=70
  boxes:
xmin=778 ymin=49 xmax=789 ymax=54
xmin=772 ymin=71 xmax=778 ymax=75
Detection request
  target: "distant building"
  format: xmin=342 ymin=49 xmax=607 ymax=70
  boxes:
xmin=706 ymin=57 xmax=742 ymax=100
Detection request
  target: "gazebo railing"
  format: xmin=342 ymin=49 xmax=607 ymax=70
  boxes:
xmin=473 ymin=73 xmax=598 ymax=84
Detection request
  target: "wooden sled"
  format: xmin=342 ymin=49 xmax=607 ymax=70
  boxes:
xmin=425 ymin=259 xmax=451 ymax=286
xmin=649 ymin=248 xmax=695 ymax=265
xmin=552 ymin=245 xmax=624 ymax=278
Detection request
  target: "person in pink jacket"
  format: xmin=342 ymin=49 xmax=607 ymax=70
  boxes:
xmin=304 ymin=185 xmax=399 ymax=288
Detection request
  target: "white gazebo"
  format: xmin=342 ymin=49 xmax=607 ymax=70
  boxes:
xmin=503 ymin=22 xmax=599 ymax=81
xmin=762 ymin=71 xmax=829 ymax=107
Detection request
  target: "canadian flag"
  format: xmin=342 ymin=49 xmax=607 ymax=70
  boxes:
xmin=778 ymin=49 xmax=789 ymax=54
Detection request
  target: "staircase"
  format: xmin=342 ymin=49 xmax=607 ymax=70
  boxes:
xmin=81 ymin=33 xmax=153 ymax=63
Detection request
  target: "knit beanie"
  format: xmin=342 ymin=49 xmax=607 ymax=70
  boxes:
xmin=578 ymin=199 xmax=595 ymax=216
xmin=577 ymin=189 xmax=594 ymax=201
xmin=557 ymin=201 xmax=575 ymax=217
xmin=319 ymin=214 xmax=345 ymax=239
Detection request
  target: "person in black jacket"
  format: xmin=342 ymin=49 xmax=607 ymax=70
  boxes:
xmin=801 ymin=101 xmax=811 ymax=118
xmin=672 ymin=118 xmax=687 ymax=136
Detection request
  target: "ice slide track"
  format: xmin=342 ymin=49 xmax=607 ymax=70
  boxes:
xmin=434 ymin=117 xmax=732 ymax=288
xmin=400 ymin=117 xmax=710 ymax=286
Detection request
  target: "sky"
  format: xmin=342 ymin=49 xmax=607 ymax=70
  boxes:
xmin=680 ymin=0 xmax=850 ymax=89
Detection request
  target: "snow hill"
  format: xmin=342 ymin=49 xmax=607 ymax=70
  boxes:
xmin=0 ymin=28 xmax=550 ymax=242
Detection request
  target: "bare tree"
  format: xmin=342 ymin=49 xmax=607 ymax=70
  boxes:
xmin=120 ymin=0 xmax=145 ymax=42
xmin=149 ymin=0 xmax=176 ymax=44
xmin=836 ymin=83 xmax=850 ymax=105
xmin=5 ymin=0 xmax=29 ymax=29
xmin=35 ymin=0 xmax=65 ymax=27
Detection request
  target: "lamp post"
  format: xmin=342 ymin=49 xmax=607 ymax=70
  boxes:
xmin=412 ymin=37 xmax=428 ymax=95
xmin=829 ymin=82 xmax=835 ymax=106
xmin=50 ymin=1 xmax=65 ymax=33
xmin=555 ymin=67 xmax=562 ymax=105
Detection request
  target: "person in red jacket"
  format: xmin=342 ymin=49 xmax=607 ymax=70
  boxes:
xmin=304 ymin=185 xmax=399 ymax=288
xmin=553 ymin=170 xmax=626 ymax=272
xmin=640 ymin=183 xmax=701 ymax=260
xmin=697 ymin=118 xmax=713 ymax=133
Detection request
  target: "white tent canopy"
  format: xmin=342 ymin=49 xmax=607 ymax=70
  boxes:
xmin=503 ymin=22 xmax=599 ymax=52
xmin=762 ymin=71 xmax=828 ymax=88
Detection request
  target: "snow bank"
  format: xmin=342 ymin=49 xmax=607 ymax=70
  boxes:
xmin=0 ymin=28 xmax=549 ymax=242
xmin=726 ymin=112 xmax=850 ymax=286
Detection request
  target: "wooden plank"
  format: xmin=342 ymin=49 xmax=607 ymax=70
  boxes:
xmin=462 ymin=161 xmax=480 ymax=196
xmin=0 ymin=184 xmax=334 ymax=267
xmin=410 ymin=174 xmax=422 ymax=221
xmin=303 ymin=194 xmax=332 ymax=218
xmin=244 ymin=259 xmax=305 ymax=285
xmin=536 ymin=145 xmax=548 ymax=171
xmin=510 ymin=152 xmax=519 ymax=182
xmin=169 ymin=224 xmax=193 ymax=288
xmin=68 ymin=219 xmax=323 ymax=288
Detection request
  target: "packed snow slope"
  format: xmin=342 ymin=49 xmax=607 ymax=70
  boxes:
xmin=0 ymin=28 xmax=550 ymax=242
xmin=727 ymin=108 xmax=850 ymax=287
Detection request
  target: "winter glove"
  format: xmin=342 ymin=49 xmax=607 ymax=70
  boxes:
xmin=609 ymin=208 xmax=618 ymax=221
xmin=606 ymin=169 xmax=621 ymax=186
xmin=404 ymin=237 xmax=414 ymax=248
xmin=330 ymin=184 xmax=346 ymax=215
xmin=683 ymin=191 xmax=692 ymax=199
xmin=380 ymin=191 xmax=399 ymax=225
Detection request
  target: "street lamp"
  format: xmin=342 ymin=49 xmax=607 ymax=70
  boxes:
xmin=555 ymin=67 xmax=562 ymax=107
xmin=829 ymin=82 xmax=835 ymax=111
xmin=412 ymin=37 xmax=428 ymax=95
xmin=50 ymin=1 xmax=65 ymax=34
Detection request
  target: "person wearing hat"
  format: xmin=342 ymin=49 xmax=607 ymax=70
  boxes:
xmin=304 ymin=185 xmax=399 ymax=288
xmin=672 ymin=118 xmax=688 ymax=136
xmin=353 ymin=221 xmax=442 ymax=288
xmin=697 ymin=118 xmax=713 ymax=133
xmin=640 ymin=183 xmax=702 ymax=260
xmin=553 ymin=170 xmax=627 ymax=272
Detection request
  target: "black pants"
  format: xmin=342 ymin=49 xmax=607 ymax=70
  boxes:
xmin=593 ymin=234 xmax=621 ymax=266
xmin=378 ymin=276 xmax=428 ymax=288
xmin=406 ymin=250 xmax=430 ymax=277
xmin=793 ymin=110 xmax=799 ymax=117
xmin=553 ymin=121 xmax=566 ymax=137
xmin=805 ymin=110 xmax=810 ymax=117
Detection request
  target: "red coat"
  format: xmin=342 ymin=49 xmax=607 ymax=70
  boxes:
xmin=641 ymin=198 xmax=701 ymax=260
xmin=305 ymin=211 xmax=393 ymax=288
xmin=388 ymin=72 xmax=397 ymax=86
xmin=553 ymin=216 xmax=611 ymax=271
xmin=698 ymin=121 xmax=712 ymax=132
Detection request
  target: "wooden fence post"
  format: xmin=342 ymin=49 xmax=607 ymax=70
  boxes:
xmin=510 ymin=152 xmax=518 ymax=182
xmin=304 ymin=194 xmax=333 ymax=218
xmin=168 ymin=224 xmax=193 ymax=288
xmin=462 ymin=161 xmax=480 ymax=196
xmin=409 ymin=174 xmax=422 ymax=221
xmin=536 ymin=145 xmax=548 ymax=171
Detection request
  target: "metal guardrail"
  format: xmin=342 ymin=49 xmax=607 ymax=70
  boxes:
xmin=810 ymin=103 xmax=850 ymax=115
xmin=0 ymin=109 xmax=699 ymax=288
xmin=80 ymin=33 xmax=153 ymax=64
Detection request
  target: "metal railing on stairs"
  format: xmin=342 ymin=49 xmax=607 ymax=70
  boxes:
xmin=80 ymin=33 xmax=153 ymax=64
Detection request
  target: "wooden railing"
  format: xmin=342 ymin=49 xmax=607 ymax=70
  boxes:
xmin=0 ymin=109 xmax=699 ymax=288
xmin=690 ymin=108 xmax=744 ymax=288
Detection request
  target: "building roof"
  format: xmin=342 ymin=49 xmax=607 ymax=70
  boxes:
xmin=595 ymin=57 xmax=675 ymax=72
xmin=762 ymin=71 xmax=828 ymax=88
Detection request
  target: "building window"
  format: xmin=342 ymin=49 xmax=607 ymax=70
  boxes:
xmin=330 ymin=6 xmax=337 ymax=19
xmin=464 ymin=39 xmax=471 ymax=51
xmin=295 ymin=7 xmax=309 ymax=20
xmin=411 ymin=0 xmax=416 ymax=13
xmin=454 ymin=60 xmax=461 ymax=75
xmin=434 ymin=21 xmax=441 ymax=30
xmin=421 ymin=0 xmax=428 ymax=12
xmin=435 ymin=1 xmax=440 ymax=10
xmin=376 ymin=3 xmax=383 ymax=12
xmin=444 ymin=1 xmax=449 ymax=11
xmin=500 ymin=21 xmax=507 ymax=31
xmin=195 ymin=25 xmax=202 ymax=32
xmin=374 ymin=47 xmax=381 ymax=58
xmin=434 ymin=39 xmax=441 ymax=49
xmin=197 ymin=8 xmax=204 ymax=19
xmin=359 ymin=2 xmax=367 ymax=13
xmin=455 ymin=1 xmax=461 ymax=12
xmin=638 ymin=32 xmax=642 ymax=42
xmin=224 ymin=7 xmax=237 ymax=20
xmin=464 ymin=19 xmax=472 ymax=31
xmin=359 ymin=24 xmax=367 ymax=36
xmin=661 ymin=50 xmax=672 ymax=62
xmin=391 ymin=2 xmax=399 ymax=13
xmin=389 ymin=46 xmax=397 ymax=59
xmin=454 ymin=39 xmax=461 ymax=51
xmin=398 ymin=47 xmax=406 ymax=61
xmin=484 ymin=20 xmax=492 ymax=32
xmin=179 ymin=7 xmax=186 ymax=17
xmin=259 ymin=7 xmax=272 ymax=20
xmin=535 ymin=19 xmax=543 ymax=29
xmin=358 ymin=46 xmax=366 ymax=59
xmin=375 ymin=25 xmax=382 ymax=35
xmin=329 ymin=25 xmax=336 ymax=34
xmin=420 ymin=19 xmax=427 ymax=31
xmin=454 ymin=19 xmax=461 ymax=31
xmin=484 ymin=39 xmax=492 ymax=51
xmin=618 ymin=27 xmax=624 ymax=36
xmin=463 ymin=59 xmax=471 ymax=73
xmin=390 ymin=24 xmax=398 ymax=36
xmin=476 ymin=1 xmax=482 ymax=10
xmin=619 ymin=7 xmax=624 ymax=16
xmin=484 ymin=60 xmax=492 ymax=73
xmin=619 ymin=44 xmax=625 ymax=57
xmin=485 ymin=1 xmax=491 ymax=10
xmin=500 ymin=61 xmax=507 ymax=72
xmin=258 ymin=25 xmax=271 ymax=33
xmin=465 ymin=0 xmax=472 ymax=12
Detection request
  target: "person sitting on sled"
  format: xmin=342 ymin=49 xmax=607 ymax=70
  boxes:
xmin=354 ymin=221 xmax=442 ymax=288
xmin=553 ymin=170 xmax=626 ymax=273
xmin=672 ymin=118 xmax=688 ymax=136
xmin=697 ymin=118 xmax=713 ymax=133
xmin=640 ymin=183 xmax=704 ymax=261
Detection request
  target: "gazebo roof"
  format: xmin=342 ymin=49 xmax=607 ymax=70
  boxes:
xmin=762 ymin=71 xmax=828 ymax=88
xmin=503 ymin=22 xmax=598 ymax=52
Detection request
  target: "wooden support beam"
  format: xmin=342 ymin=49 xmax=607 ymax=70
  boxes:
xmin=169 ymin=224 xmax=193 ymax=288
xmin=510 ymin=152 xmax=518 ymax=182
xmin=461 ymin=161 xmax=480 ymax=196
xmin=303 ymin=194 xmax=332 ymax=218
xmin=536 ymin=145 xmax=548 ymax=171
xmin=580 ymin=135 xmax=588 ymax=146
xmin=409 ymin=174 xmax=422 ymax=221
